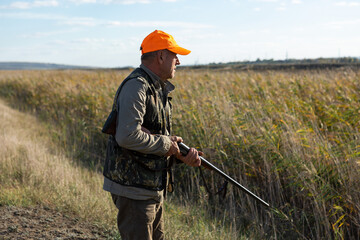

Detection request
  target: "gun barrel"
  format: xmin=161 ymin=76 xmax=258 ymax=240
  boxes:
xmin=178 ymin=142 xmax=270 ymax=208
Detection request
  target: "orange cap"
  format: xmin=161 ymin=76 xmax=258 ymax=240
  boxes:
xmin=140 ymin=30 xmax=191 ymax=55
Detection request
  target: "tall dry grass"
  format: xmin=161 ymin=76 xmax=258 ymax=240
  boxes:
xmin=0 ymin=68 xmax=359 ymax=239
xmin=0 ymin=71 xmax=244 ymax=239
xmin=0 ymin=99 xmax=117 ymax=235
xmin=172 ymin=69 xmax=360 ymax=239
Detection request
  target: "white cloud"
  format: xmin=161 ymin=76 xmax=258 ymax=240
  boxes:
xmin=236 ymin=29 xmax=270 ymax=36
xmin=117 ymin=0 xmax=151 ymax=4
xmin=335 ymin=1 xmax=360 ymax=6
xmin=323 ymin=19 xmax=360 ymax=30
xmin=21 ymin=29 xmax=80 ymax=38
xmin=254 ymin=0 xmax=279 ymax=2
xmin=291 ymin=0 xmax=302 ymax=4
xmin=33 ymin=0 xmax=59 ymax=7
xmin=0 ymin=0 xmax=176 ymax=8
xmin=0 ymin=12 xmax=98 ymax=26
xmin=0 ymin=12 xmax=64 ymax=20
xmin=0 ymin=12 xmax=212 ymax=30
xmin=2 ymin=0 xmax=59 ymax=9
xmin=71 ymin=38 xmax=106 ymax=44
xmin=328 ymin=19 xmax=360 ymax=26
xmin=68 ymin=0 xmax=175 ymax=4
xmin=9 ymin=2 xmax=30 ymax=9
xmin=110 ymin=0 xmax=177 ymax=3
xmin=69 ymin=0 xmax=97 ymax=3
xmin=0 ymin=12 xmax=100 ymax=26
xmin=104 ymin=21 xmax=213 ymax=29
xmin=61 ymin=17 xmax=98 ymax=26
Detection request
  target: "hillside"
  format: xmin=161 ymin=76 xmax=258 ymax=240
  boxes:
xmin=0 ymin=62 xmax=96 ymax=70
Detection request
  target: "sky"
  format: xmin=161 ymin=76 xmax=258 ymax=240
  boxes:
xmin=0 ymin=0 xmax=360 ymax=68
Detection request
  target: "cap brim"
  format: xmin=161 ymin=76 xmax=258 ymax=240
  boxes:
xmin=168 ymin=46 xmax=191 ymax=55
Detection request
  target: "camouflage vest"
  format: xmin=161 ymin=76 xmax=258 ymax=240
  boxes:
xmin=103 ymin=68 xmax=173 ymax=191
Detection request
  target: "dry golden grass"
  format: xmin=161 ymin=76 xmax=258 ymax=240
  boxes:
xmin=0 ymin=96 xmax=243 ymax=239
xmin=0 ymin=99 xmax=117 ymax=234
xmin=1 ymin=68 xmax=359 ymax=239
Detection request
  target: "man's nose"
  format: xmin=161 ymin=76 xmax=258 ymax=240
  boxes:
xmin=176 ymin=56 xmax=180 ymax=65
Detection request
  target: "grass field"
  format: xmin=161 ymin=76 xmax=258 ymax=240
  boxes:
xmin=0 ymin=98 xmax=117 ymax=238
xmin=0 ymin=67 xmax=359 ymax=239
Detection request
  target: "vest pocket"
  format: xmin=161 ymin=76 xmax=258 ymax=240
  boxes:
xmin=103 ymin=135 xmax=168 ymax=190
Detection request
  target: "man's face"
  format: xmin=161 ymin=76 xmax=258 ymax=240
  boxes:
xmin=160 ymin=50 xmax=180 ymax=80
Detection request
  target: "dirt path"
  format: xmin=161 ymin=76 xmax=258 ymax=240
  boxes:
xmin=0 ymin=205 xmax=110 ymax=239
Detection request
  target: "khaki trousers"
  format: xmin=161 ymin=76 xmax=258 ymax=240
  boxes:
xmin=111 ymin=194 xmax=165 ymax=240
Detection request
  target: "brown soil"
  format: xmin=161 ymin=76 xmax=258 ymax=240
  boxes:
xmin=0 ymin=205 xmax=115 ymax=239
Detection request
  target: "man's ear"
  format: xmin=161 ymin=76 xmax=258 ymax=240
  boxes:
xmin=157 ymin=50 xmax=166 ymax=64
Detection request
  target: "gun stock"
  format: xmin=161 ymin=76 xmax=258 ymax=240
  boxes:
xmin=178 ymin=142 xmax=270 ymax=208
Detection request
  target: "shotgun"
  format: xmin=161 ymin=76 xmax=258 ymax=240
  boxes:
xmin=178 ymin=142 xmax=270 ymax=208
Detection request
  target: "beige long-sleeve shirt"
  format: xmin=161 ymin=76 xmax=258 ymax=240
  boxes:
xmin=103 ymin=64 xmax=175 ymax=201
xmin=114 ymin=64 xmax=173 ymax=155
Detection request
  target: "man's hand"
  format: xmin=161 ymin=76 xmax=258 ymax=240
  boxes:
xmin=165 ymin=136 xmax=183 ymax=157
xmin=165 ymin=136 xmax=202 ymax=167
xmin=177 ymin=147 xmax=202 ymax=167
xmin=141 ymin=128 xmax=185 ymax=160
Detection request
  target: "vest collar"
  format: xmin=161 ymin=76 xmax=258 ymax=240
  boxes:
xmin=140 ymin=64 xmax=175 ymax=94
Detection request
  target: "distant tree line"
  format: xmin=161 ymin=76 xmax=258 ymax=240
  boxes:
xmin=220 ymin=57 xmax=360 ymax=65
xmin=186 ymin=57 xmax=360 ymax=70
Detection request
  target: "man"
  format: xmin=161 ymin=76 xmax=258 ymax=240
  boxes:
xmin=103 ymin=30 xmax=202 ymax=240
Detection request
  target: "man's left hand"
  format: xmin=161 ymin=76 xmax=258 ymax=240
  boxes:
xmin=177 ymin=147 xmax=202 ymax=167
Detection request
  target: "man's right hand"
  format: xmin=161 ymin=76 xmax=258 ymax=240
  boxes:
xmin=165 ymin=136 xmax=183 ymax=157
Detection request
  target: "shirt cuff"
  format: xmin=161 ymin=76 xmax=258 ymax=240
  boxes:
xmin=159 ymin=135 xmax=172 ymax=156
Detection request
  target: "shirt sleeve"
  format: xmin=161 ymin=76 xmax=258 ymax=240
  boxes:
xmin=114 ymin=77 xmax=172 ymax=156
